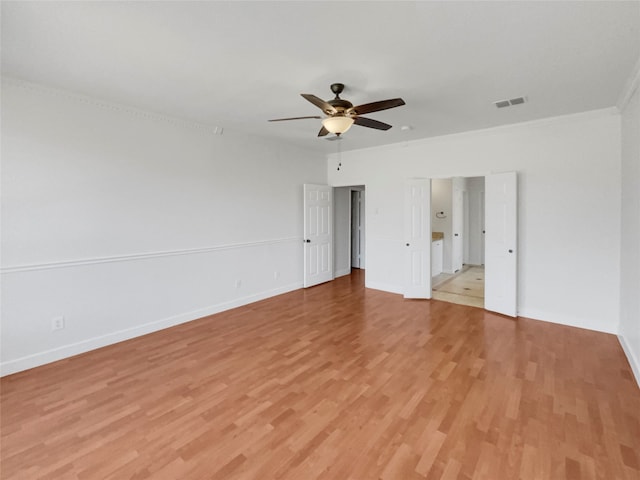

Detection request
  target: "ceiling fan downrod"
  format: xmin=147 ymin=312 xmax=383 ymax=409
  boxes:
xmin=330 ymin=83 xmax=345 ymax=98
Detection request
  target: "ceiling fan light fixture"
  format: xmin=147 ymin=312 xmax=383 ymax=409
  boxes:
xmin=322 ymin=116 xmax=354 ymax=134
xmin=269 ymin=84 xmax=405 ymax=137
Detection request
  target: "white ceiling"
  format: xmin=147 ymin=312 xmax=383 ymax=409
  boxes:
xmin=2 ymin=1 xmax=639 ymax=153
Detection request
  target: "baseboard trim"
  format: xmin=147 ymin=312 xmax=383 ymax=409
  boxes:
xmin=342 ymin=285 xmax=618 ymax=334
xmin=618 ymin=334 xmax=640 ymax=389
xmin=334 ymin=268 xmax=352 ymax=278
xmin=517 ymin=308 xmax=617 ymax=335
xmin=0 ymin=282 xmax=302 ymax=377
xmin=365 ymin=281 xmax=403 ymax=295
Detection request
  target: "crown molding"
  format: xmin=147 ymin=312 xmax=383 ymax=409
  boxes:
xmin=1 ymin=76 xmax=224 ymax=135
xmin=328 ymin=107 xmax=619 ymax=160
xmin=617 ymin=56 xmax=640 ymax=111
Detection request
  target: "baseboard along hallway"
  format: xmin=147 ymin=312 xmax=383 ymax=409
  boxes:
xmin=1 ymin=269 xmax=639 ymax=479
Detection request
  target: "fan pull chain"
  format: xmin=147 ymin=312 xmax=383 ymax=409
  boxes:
xmin=337 ymin=137 xmax=342 ymax=171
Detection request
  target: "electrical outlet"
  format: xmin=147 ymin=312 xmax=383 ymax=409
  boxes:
xmin=274 ymin=271 xmax=280 ymax=280
xmin=235 ymin=280 xmax=241 ymax=288
xmin=51 ymin=316 xmax=65 ymax=331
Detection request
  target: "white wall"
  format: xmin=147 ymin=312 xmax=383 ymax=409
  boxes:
xmin=328 ymin=109 xmax=621 ymax=334
xmin=0 ymin=79 xmax=326 ymax=375
xmin=619 ymin=76 xmax=640 ymax=383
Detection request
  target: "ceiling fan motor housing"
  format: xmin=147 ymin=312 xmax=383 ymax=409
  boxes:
xmin=330 ymin=83 xmax=345 ymax=96
xmin=327 ymin=83 xmax=352 ymax=114
xmin=327 ymin=98 xmax=353 ymax=114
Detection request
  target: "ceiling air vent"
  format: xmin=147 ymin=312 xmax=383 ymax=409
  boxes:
xmin=494 ymin=96 xmax=527 ymax=108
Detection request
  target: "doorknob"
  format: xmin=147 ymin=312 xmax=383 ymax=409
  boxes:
xmin=305 ymin=239 xmax=311 ymax=243
xmin=454 ymin=233 xmax=459 ymax=237
xmin=406 ymin=243 xmax=410 ymax=246
xmin=508 ymin=249 xmax=513 ymax=253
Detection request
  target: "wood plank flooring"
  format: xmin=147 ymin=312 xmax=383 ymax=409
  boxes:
xmin=2 ymin=270 xmax=639 ymax=479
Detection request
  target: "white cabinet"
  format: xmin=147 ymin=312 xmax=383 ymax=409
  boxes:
xmin=431 ymin=240 xmax=443 ymax=276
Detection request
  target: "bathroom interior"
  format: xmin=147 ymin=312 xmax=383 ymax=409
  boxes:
xmin=431 ymin=176 xmax=485 ymax=308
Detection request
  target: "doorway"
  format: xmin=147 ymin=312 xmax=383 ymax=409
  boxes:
xmin=351 ymin=190 xmax=364 ymax=269
xmin=333 ymin=186 xmax=365 ymax=278
xmin=431 ymin=176 xmax=485 ymax=308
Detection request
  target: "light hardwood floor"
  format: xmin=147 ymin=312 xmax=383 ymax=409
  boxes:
xmin=2 ymin=270 xmax=639 ymax=479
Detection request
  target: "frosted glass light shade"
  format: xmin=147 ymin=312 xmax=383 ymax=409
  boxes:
xmin=322 ymin=116 xmax=354 ymax=134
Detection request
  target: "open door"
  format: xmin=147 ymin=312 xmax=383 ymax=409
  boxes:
xmin=303 ymin=184 xmax=333 ymax=288
xmin=351 ymin=190 xmax=364 ymax=269
xmin=484 ymin=172 xmax=517 ymax=316
xmin=404 ymin=179 xmax=432 ymax=298
xmin=451 ymin=182 xmax=464 ymax=272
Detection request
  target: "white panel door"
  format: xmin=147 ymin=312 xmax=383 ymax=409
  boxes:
xmin=480 ymin=192 xmax=486 ymax=265
xmin=404 ymin=179 xmax=432 ymax=299
xmin=452 ymin=185 xmax=464 ymax=272
xmin=485 ymin=172 xmax=517 ymax=316
xmin=304 ymin=184 xmax=333 ymax=288
xmin=351 ymin=190 xmax=362 ymax=268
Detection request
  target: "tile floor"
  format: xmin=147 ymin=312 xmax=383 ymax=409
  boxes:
xmin=432 ymin=264 xmax=484 ymax=308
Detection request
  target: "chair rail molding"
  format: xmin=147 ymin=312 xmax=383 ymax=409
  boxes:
xmin=1 ymin=237 xmax=301 ymax=274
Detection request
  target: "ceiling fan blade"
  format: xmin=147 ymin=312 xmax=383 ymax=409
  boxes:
xmin=351 ymin=98 xmax=405 ymax=115
xmin=268 ymin=115 xmax=322 ymax=122
xmin=318 ymin=125 xmax=330 ymax=137
xmin=301 ymin=94 xmax=338 ymax=114
xmin=354 ymin=116 xmax=392 ymax=131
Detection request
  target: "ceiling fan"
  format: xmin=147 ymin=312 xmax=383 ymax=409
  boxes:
xmin=269 ymin=83 xmax=405 ymax=137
